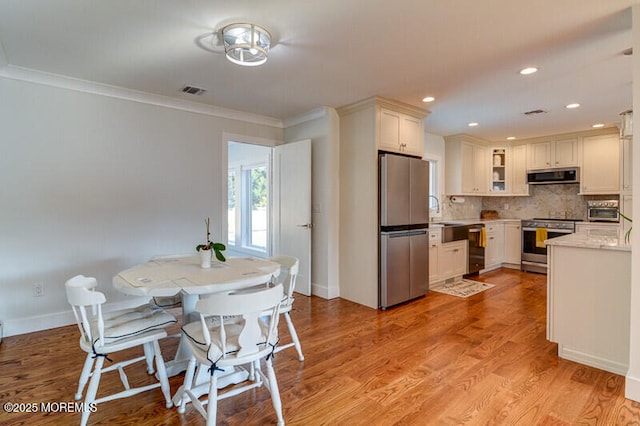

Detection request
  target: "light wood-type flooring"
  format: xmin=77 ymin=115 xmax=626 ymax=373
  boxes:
xmin=2 ymin=268 xmax=640 ymax=425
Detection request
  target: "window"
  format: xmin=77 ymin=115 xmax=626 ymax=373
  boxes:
xmin=227 ymin=141 xmax=271 ymax=255
xmin=424 ymin=156 xmax=442 ymax=218
xmin=242 ymin=165 xmax=268 ymax=249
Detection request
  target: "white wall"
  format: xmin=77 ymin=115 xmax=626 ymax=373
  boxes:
xmin=283 ymin=108 xmax=340 ymax=299
xmin=626 ymin=2 xmax=640 ymax=402
xmin=0 ymin=77 xmax=282 ymax=336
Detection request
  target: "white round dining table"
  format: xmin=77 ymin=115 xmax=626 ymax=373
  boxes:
xmin=113 ymin=254 xmax=281 ymax=378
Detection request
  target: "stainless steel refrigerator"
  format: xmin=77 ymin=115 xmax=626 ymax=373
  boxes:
xmin=379 ymin=152 xmax=430 ymax=309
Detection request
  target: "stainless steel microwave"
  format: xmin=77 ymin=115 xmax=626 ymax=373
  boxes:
xmin=587 ymin=200 xmax=619 ymax=222
xmin=526 ymin=167 xmax=579 ymax=184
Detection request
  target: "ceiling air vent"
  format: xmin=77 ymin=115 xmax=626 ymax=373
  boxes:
xmin=181 ymin=85 xmax=207 ymax=95
xmin=523 ymin=109 xmax=547 ymax=115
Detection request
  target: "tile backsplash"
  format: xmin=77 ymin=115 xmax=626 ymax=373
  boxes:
xmin=442 ymin=184 xmax=618 ymax=221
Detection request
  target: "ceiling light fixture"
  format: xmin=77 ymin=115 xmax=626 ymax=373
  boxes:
xmin=422 ymin=96 xmax=435 ymax=103
xmin=507 ymin=136 xmax=516 ymax=140
xmin=566 ymin=103 xmax=580 ymax=109
xmin=519 ymin=67 xmax=538 ymax=75
xmin=592 ymin=123 xmax=605 ymax=128
xmin=222 ymin=23 xmax=271 ymax=66
xmin=468 ymin=122 xmax=479 ymax=127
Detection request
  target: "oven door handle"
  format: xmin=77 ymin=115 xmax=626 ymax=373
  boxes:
xmin=522 ymin=227 xmax=573 ymax=234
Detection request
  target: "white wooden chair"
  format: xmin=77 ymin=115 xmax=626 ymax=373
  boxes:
xmin=65 ymin=275 xmax=176 ymax=426
xmin=269 ymin=255 xmax=304 ymax=361
xmin=177 ymin=284 xmax=285 ymax=426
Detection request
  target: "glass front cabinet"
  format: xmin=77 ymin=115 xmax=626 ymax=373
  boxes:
xmin=490 ymin=148 xmax=506 ymax=194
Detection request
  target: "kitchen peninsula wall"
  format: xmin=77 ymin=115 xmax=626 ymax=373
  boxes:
xmin=441 ymin=184 xmax=618 ymax=221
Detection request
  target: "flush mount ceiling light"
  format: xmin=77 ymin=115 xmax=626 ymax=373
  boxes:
xmin=592 ymin=123 xmax=605 ymax=128
xmin=506 ymin=136 xmax=516 ymax=140
xmin=468 ymin=122 xmax=479 ymax=127
xmin=422 ymin=96 xmax=435 ymax=103
xmin=519 ymin=67 xmax=538 ymax=75
xmin=566 ymin=103 xmax=581 ymax=109
xmin=222 ymin=23 xmax=271 ymax=66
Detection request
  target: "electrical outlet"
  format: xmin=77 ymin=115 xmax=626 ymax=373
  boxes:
xmin=33 ymin=282 xmax=44 ymax=297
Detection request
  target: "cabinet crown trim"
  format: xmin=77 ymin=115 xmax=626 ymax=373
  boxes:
xmin=337 ymin=96 xmax=429 ymax=119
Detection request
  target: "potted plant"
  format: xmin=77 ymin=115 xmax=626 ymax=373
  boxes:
xmin=196 ymin=218 xmax=226 ymax=268
xmin=619 ymin=211 xmax=632 ymax=244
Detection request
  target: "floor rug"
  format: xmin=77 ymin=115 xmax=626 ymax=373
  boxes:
xmin=431 ymin=279 xmax=495 ymax=298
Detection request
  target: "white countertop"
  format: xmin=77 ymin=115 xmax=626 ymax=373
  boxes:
xmin=430 ymin=218 xmax=521 ymax=227
xmin=545 ymin=229 xmax=631 ymax=252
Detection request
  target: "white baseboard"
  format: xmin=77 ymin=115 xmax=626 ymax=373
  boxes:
xmin=311 ymin=282 xmax=339 ymax=300
xmin=558 ymin=344 xmax=628 ymax=375
xmin=2 ymin=298 xmax=148 ymax=337
xmin=626 ymin=374 xmax=640 ymax=401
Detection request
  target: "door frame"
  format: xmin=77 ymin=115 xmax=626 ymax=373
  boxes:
xmin=222 ymin=133 xmax=280 ymax=256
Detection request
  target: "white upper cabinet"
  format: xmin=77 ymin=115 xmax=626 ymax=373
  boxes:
xmin=445 ymin=134 xmax=489 ymax=195
xmin=378 ymin=108 xmax=424 ymax=156
xmin=528 ymin=138 xmax=578 ymax=169
xmin=581 ymin=133 xmax=620 ymax=195
xmin=509 ymin=144 xmax=529 ymax=195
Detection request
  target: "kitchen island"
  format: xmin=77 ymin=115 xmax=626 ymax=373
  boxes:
xmin=546 ymin=228 xmax=631 ymax=374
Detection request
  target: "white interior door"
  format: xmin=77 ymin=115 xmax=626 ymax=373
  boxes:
xmin=273 ymin=139 xmax=312 ymax=296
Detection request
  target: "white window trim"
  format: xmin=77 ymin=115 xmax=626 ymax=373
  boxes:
xmin=423 ymin=154 xmax=443 ymax=219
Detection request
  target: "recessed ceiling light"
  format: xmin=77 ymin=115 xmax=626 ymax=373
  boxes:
xmin=519 ymin=67 xmax=538 ymax=75
xmin=592 ymin=123 xmax=605 ymax=128
xmin=422 ymin=96 xmax=435 ymax=103
xmin=468 ymin=122 xmax=479 ymax=127
xmin=566 ymin=103 xmax=580 ymax=109
xmin=507 ymin=136 xmax=516 ymax=140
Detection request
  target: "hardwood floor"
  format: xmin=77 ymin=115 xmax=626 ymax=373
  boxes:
xmin=2 ymin=268 xmax=640 ymax=425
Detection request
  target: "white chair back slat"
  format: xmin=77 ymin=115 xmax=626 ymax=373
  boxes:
xmin=195 ymin=284 xmax=283 ymax=359
xmin=269 ymin=255 xmax=299 ymax=303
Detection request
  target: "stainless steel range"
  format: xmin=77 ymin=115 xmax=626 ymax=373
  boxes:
xmin=521 ymin=218 xmax=579 ymax=273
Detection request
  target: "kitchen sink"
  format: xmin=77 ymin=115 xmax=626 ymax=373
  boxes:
xmin=441 ymin=223 xmax=470 ymax=242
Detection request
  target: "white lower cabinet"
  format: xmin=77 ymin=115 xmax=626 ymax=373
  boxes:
xmin=439 ymin=240 xmax=467 ymax=280
xmin=503 ymin=222 xmax=522 ymax=265
xmin=484 ymin=223 xmax=504 ymax=270
xmin=428 ymin=229 xmax=441 ymax=284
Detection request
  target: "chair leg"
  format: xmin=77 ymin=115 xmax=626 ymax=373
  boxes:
xmin=265 ymin=357 xmax=284 ymax=426
xmin=153 ymin=340 xmax=173 ymax=408
xmin=178 ymin=357 xmax=197 ymax=414
xmin=206 ymin=371 xmax=219 ymax=426
xmin=284 ymin=312 xmax=304 ymax=361
xmin=143 ymin=341 xmax=155 ymax=374
xmin=75 ymin=353 xmax=95 ymax=400
xmin=81 ymin=355 xmax=104 ymax=426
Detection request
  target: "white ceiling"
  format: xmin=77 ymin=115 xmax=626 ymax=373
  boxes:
xmin=0 ymin=0 xmax=635 ymax=141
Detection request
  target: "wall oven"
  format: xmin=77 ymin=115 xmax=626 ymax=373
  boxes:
xmin=521 ymin=218 xmax=577 ymax=273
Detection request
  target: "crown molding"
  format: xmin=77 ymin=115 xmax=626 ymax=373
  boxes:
xmin=0 ymin=65 xmax=284 ymax=128
xmin=283 ymin=106 xmax=329 ymax=128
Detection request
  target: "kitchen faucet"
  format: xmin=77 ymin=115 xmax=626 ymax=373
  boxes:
xmin=429 ymin=195 xmax=440 ymax=214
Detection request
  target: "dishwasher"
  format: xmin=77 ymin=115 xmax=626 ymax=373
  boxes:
xmin=466 ymin=224 xmax=485 ymax=275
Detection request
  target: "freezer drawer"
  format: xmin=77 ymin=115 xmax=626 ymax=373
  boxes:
xmin=380 ymin=230 xmax=429 ymax=309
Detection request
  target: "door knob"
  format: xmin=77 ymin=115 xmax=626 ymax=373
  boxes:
xmin=297 ymin=223 xmax=313 ymax=229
